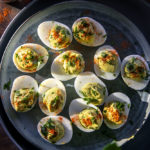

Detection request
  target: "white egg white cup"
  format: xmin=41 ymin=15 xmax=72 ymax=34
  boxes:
xmin=121 ymin=55 xmax=150 ymax=90
xmin=94 ymin=45 xmax=121 ymax=80
xmin=38 ymin=78 xmax=66 ymax=115
xmin=69 ymin=98 xmax=103 ymax=132
xmin=72 ymin=17 xmax=107 ymax=47
xmin=51 ymin=50 xmax=85 ymax=81
xmin=10 ymin=75 xmax=38 ymax=112
xmin=13 ymin=43 xmax=49 ymax=73
xmin=103 ymin=92 xmax=131 ymax=129
xmin=74 ymin=71 xmax=108 ymax=105
xmin=37 ymin=21 xmax=72 ymax=50
xmin=37 ymin=115 xmax=73 ymax=145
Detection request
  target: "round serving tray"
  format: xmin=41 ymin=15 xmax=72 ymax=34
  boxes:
xmin=0 ymin=0 xmax=150 ymax=150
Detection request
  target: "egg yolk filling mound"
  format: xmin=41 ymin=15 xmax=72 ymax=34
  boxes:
xmin=103 ymin=101 xmax=127 ymax=125
xmin=15 ymin=47 xmax=44 ymax=72
xmin=73 ymin=18 xmax=95 ymax=45
xmin=13 ymin=88 xmax=36 ymax=112
xmin=96 ymin=50 xmax=118 ymax=73
xmin=79 ymin=108 xmax=102 ymax=130
xmin=124 ymin=57 xmax=147 ymax=81
xmin=80 ymin=82 xmax=105 ymax=105
xmin=41 ymin=118 xmax=64 ymax=143
xmin=43 ymin=87 xmax=64 ymax=113
xmin=61 ymin=51 xmax=84 ymax=75
xmin=49 ymin=25 xmax=71 ymax=49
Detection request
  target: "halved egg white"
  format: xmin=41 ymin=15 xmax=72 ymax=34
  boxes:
xmin=74 ymin=72 xmax=108 ymax=105
xmin=72 ymin=17 xmax=107 ymax=47
xmin=10 ymin=75 xmax=38 ymax=112
xmin=38 ymin=78 xmax=66 ymax=115
xmin=103 ymin=92 xmax=131 ymax=129
xmin=94 ymin=45 xmax=121 ymax=80
xmin=13 ymin=43 xmax=49 ymax=73
xmin=37 ymin=115 xmax=73 ymax=145
xmin=51 ymin=50 xmax=85 ymax=81
xmin=121 ymin=55 xmax=149 ymax=90
xmin=69 ymin=98 xmax=103 ymax=132
xmin=37 ymin=21 xmax=72 ymax=50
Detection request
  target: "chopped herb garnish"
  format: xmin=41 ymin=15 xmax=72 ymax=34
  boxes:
xmin=79 ymin=90 xmax=87 ymax=97
xmin=91 ymin=89 xmax=97 ymax=96
xmin=55 ymin=25 xmax=61 ymax=32
xmin=103 ymin=110 xmax=107 ymax=113
xmin=15 ymin=90 xmax=22 ymax=96
xmin=126 ymin=63 xmax=134 ymax=72
xmin=16 ymin=54 xmax=19 ymax=58
xmin=116 ymin=101 xmax=125 ymax=112
xmin=108 ymin=60 xmax=115 ymax=65
xmin=52 ymin=95 xmax=59 ymax=107
xmin=103 ymin=142 xmax=121 ymax=150
xmin=101 ymin=52 xmax=108 ymax=58
xmin=41 ymin=126 xmax=48 ymax=137
xmin=3 ymin=79 xmax=11 ymax=90
xmin=83 ymin=97 xmax=98 ymax=104
xmin=46 ymin=118 xmax=55 ymax=129
xmin=63 ymin=54 xmax=69 ymax=59
xmin=102 ymin=34 xmax=107 ymax=38
xmin=128 ymin=104 xmax=130 ymax=108
xmin=81 ymin=19 xmax=89 ymax=27
xmin=38 ymin=56 xmax=44 ymax=64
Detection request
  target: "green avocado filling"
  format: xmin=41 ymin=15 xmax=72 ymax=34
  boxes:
xmin=49 ymin=25 xmax=71 ymax=49
xmin=124 ymin=57 xmax=147 ymax=81
xmin=41 ymin=118 xmax=64 ymax=143
xmin=62 ymin=51 xmax=84 ymax=75
xmin=73 ymin=18 xmax=95 ymax=44
xmin=79 ymin=108 xmax=101 ymax=130
xmin=13 ymin=88 xmax=36 ymax=112
xmin=15 ymin=47 xmax=44 ymax=72
xmin=80 ymin=82 xmax=105 ymax=105
xmin=43 ymin=87 xmax=64 ymax=113
xmin=97 ymin=50 xmax=118 ymax=73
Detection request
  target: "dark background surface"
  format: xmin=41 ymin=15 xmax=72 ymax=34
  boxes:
xmin=0 ymin=0 xmax=150 ymax=149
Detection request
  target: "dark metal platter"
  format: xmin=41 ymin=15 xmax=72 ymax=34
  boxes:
xmin=0 ymin=0 xmax=150 ymax=150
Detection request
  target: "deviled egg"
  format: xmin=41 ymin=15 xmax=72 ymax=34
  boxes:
xmin=74 ymin=72 xmax=108 ymax=105
xmin=37 ymin=21 xmax=72 ymax=50
xmin=37 ymin=116 xmax=73 ymax=145
xmin=51 ymin=50 xmax=85 ymax=81
xmin=121 ymin=55 xmax=149 ymax=90
xmin=72 ymin=17 xmax=106 ymax=46
xmin=13 ymin=43 xmax=49 ymax=73
xmin=69 ymin=98 xmax=103 ymax=132
xmin=10 ymin=75 xmax=38 ymax=112
xmin=94 ymin=45 xmax=121 ymax=80
xmin=103 ymin=92 xmax=131 ymax=129
xmin=38 ymin=78 xmax=66 ymax=115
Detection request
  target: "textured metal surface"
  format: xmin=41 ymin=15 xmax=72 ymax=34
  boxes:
xmin=0 ymin=1 xmax=150 ymax=150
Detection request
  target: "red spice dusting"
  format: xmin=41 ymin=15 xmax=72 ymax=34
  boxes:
xmin=48 ymin=129 xmax=55 ymax=135
xmin=120 ymin=40 xmax=130 ymax=49
xmin=71 ymin=115 xmax=79 ymax=123
xmin=25 ymin=35 xmax=35 ymax=43
xmin=82 ymin=118 xmax=92 ymax=126
xmin=58 ymin=116 xmax=63 ymax=122
xmin=0 ymin=7 xmax=11 ymax=23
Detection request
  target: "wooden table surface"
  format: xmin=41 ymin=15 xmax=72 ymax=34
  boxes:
xmin=0 ymin=1 xmax=31 ymax=149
